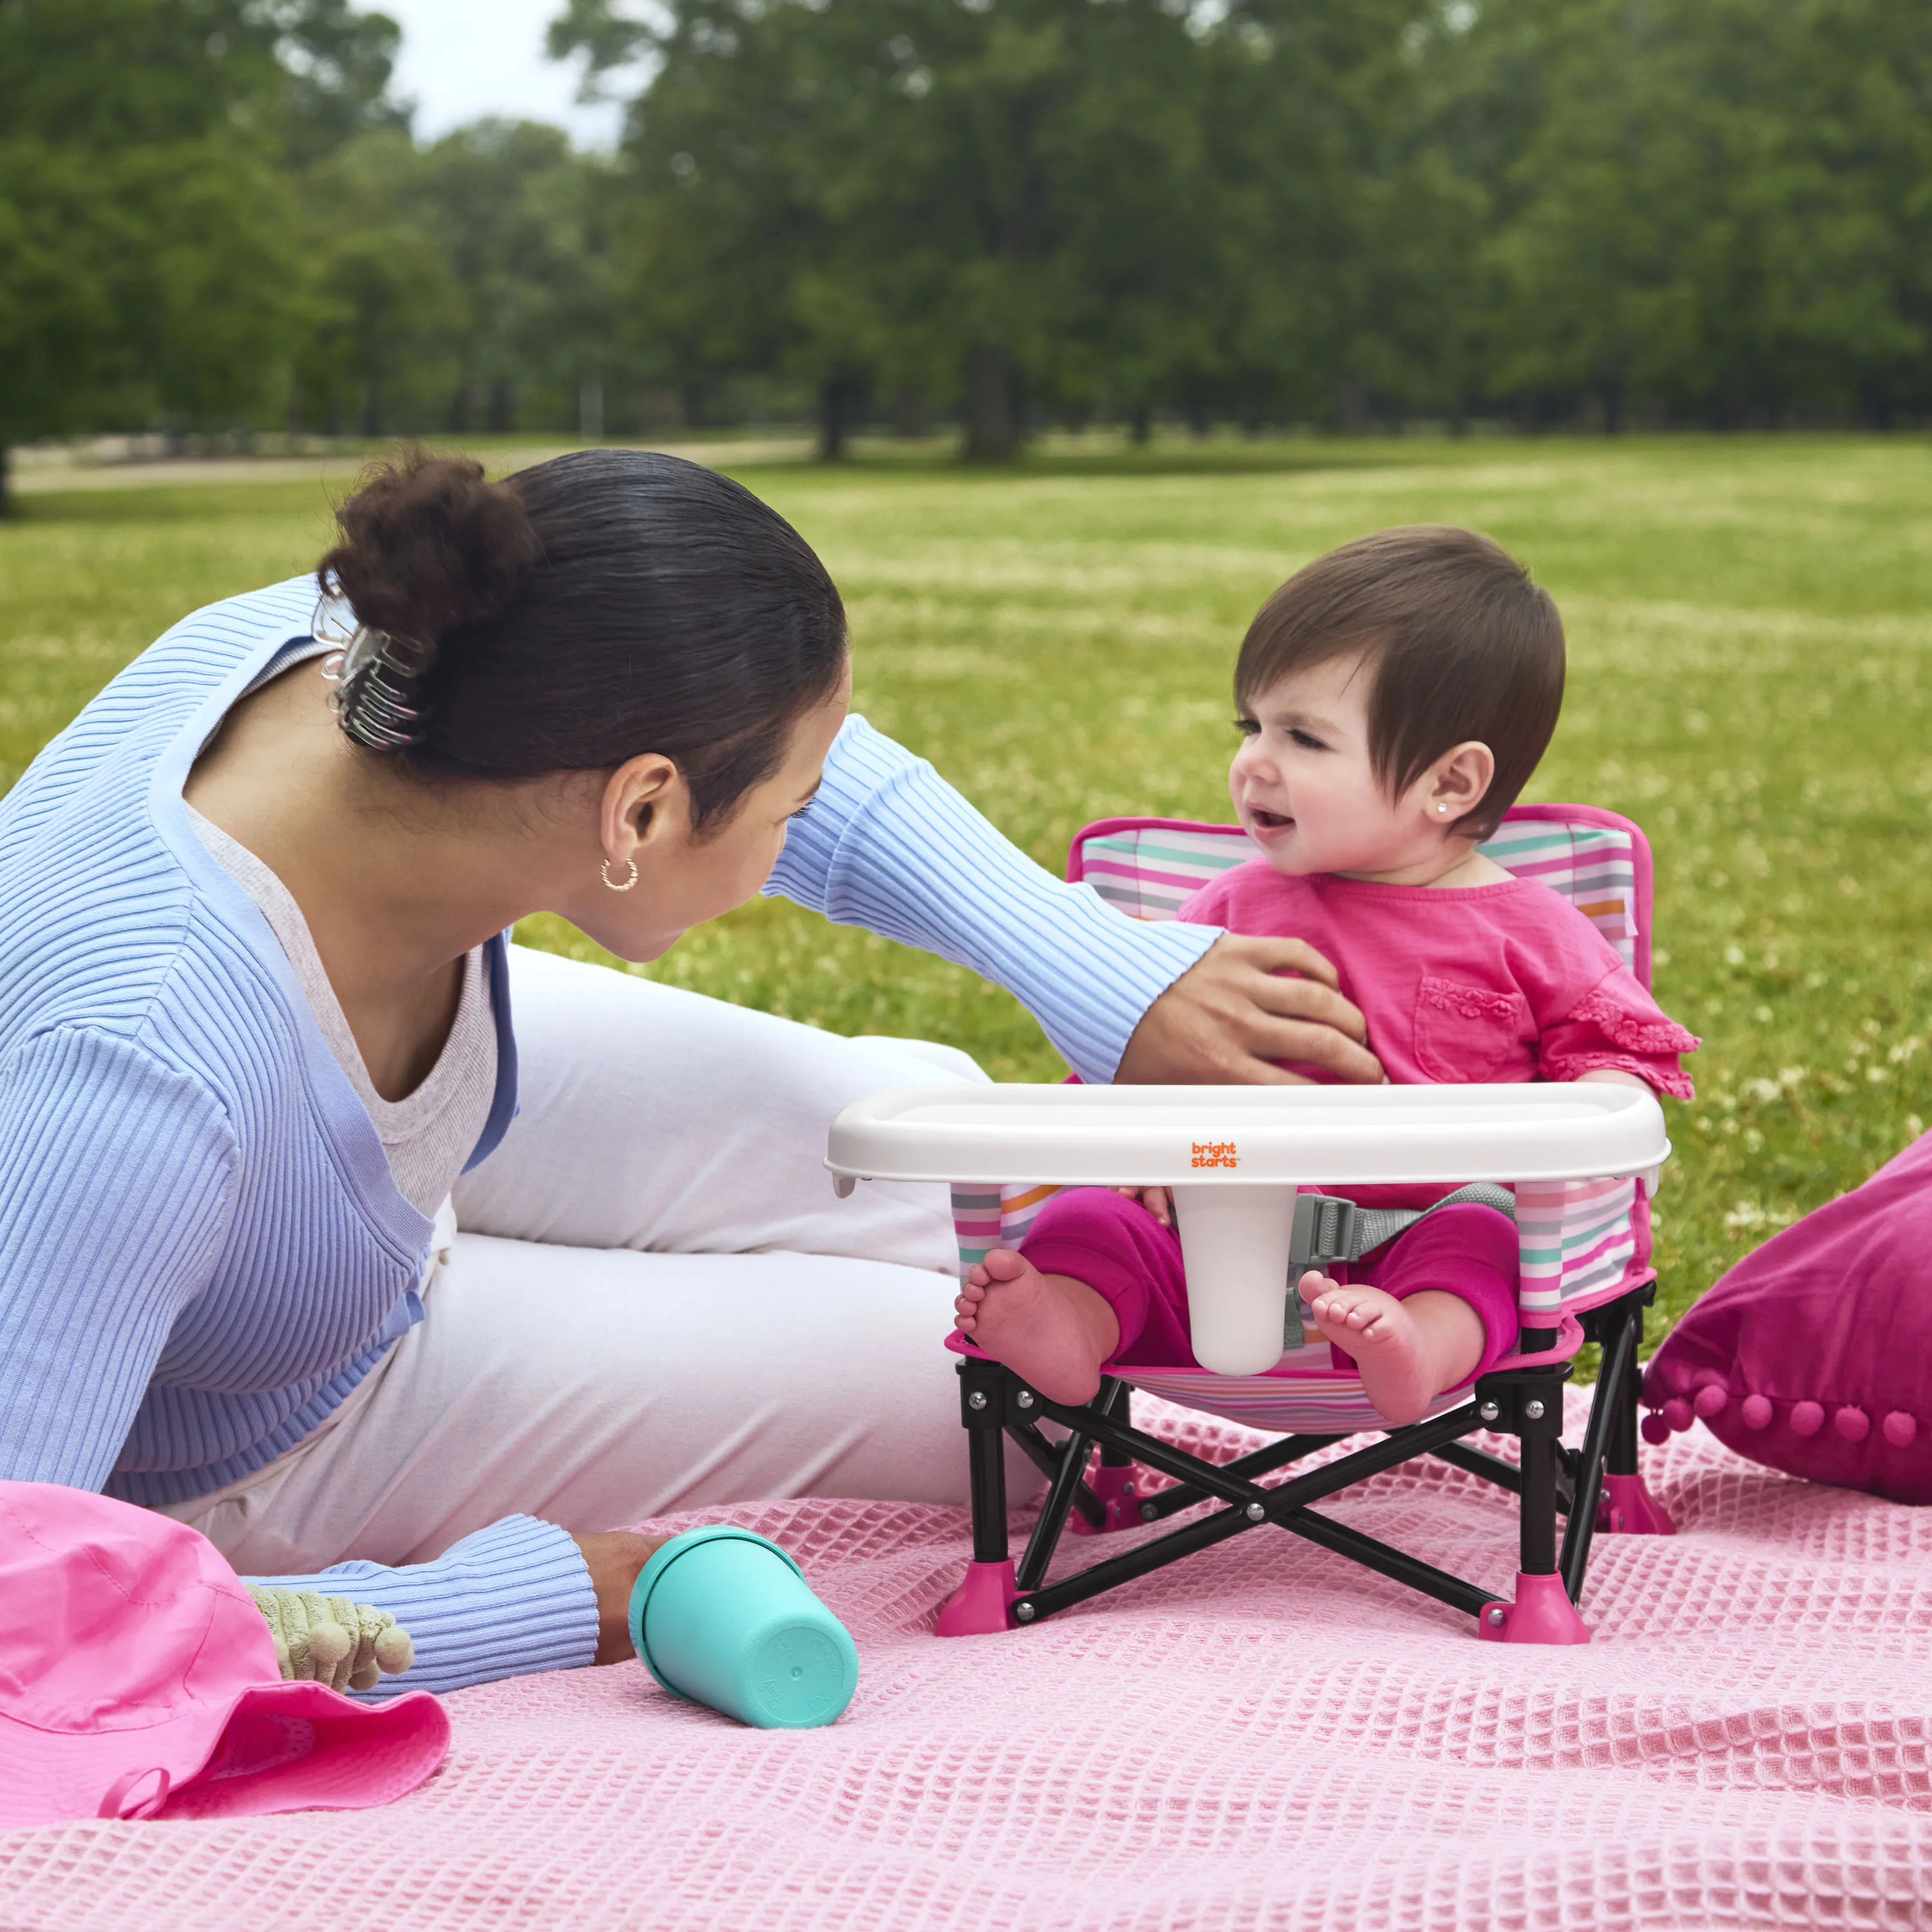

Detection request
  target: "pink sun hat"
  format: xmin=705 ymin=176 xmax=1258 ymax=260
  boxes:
xmin=0 ymin=1481 xmax=450 ymax=1826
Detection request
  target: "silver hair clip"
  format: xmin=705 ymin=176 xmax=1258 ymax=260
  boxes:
xmin=312 ymin=591 xmax=433 ymax=751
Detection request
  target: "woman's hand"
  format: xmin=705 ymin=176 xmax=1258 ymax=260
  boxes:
xmin=574 ymin=1530 xmax=674 ymax=1664
xmin=1116 ymin=933 xmax=1383 ymax=1086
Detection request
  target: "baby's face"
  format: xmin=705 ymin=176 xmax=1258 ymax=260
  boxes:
xmin=1230 ymin=654 xmax=1426 ymax=877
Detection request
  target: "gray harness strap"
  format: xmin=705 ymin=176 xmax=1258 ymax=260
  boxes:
xmin=1283 ymin=1184 xmax=1517 ymax=1349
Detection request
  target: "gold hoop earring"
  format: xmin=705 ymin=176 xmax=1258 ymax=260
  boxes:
xmin=601 ymin=857 xmax=638 ymax=893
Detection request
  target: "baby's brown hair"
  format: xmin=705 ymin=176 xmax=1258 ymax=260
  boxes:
xmin=1235 ymin=526 xmax=1565 ymax=840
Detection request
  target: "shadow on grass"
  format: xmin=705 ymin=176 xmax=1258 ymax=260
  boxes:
xmin=6 ymin=480 xmax=346 ymax=526
xmin=7 ymin=434 xmax=1479 ymax=522
xmin=802 ymin=433 xmax=1469 ymax=482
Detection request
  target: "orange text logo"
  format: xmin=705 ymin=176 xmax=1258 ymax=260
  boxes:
xmin=1191 ymin=1141 xmax=1238 ymax=1170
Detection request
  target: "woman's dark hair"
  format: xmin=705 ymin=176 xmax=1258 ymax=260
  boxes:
xmin=1235 ymin=526 xmax=1565 ymax=840
xmin=316 ymin=446 xmax=849 ymax=831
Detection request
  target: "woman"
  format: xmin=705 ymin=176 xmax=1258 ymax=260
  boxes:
xmin=0 ymin=449 xmax=1378 ymax=1693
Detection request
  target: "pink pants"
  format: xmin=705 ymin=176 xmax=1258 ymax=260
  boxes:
xmin=1018 ymin=1189 xmax=1520 ymax=1385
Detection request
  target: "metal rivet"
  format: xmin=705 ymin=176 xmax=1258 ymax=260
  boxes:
xmin=1121 ymin=1481 xmax=1135 ymax=1495
xmin=1486 ymin=1605 xmax=1508 ymax=1627
xmin=1013 ymin=1602 xmax=1036 ymax=1624
xmin=968 ymin=1391 xmax=988 ymax=1410
xmin=1016 ymin=1390 xmax=1035 ymax=1410
xmin=1139 ymin=1501 xmax=1159 ymax=1522
xmin=1478 ymin=1401 xmax=1500 ymax=1423
xmin=1525 ymin=1399 xmax=1546 ymax=1420
xmin=1245 ymin=1502 xmax=1266 ymax=1522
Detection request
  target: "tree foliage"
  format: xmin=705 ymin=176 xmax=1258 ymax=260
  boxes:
xmin=3 ymin=0 xmax=1928 ymax=489
xmin=560 ymin=0 xmax=1932 ymax=446
xmin=0 ymin=0 xmax=401 ymax=500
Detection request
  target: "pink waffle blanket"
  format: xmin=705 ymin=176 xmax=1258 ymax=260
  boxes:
xmin=5 ymin=1392 xmax=1929 ymax=1931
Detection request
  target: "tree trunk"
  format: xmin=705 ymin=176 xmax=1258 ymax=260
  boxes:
xmin=818 ymin=379 xmax=850 ymax=462
xmin=894 ymin=387 xmax=929 ymax=439
xmin=962 ymin=345 xmax=1018 ymax=462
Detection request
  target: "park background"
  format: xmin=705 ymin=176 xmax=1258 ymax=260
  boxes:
xmin=4 ymin=0 xmax=1931 ymax=1349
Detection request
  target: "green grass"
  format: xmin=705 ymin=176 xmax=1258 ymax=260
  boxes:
xmin=5 ymin=433 xmax=1931 ymax=1349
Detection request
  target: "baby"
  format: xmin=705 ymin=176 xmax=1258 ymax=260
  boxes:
xmin=954 ymin=526 xmax=1697 ymax=1424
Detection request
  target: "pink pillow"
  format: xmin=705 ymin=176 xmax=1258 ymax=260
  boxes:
xmin=1642 ymin=1132 xmax=1932 ymax=1502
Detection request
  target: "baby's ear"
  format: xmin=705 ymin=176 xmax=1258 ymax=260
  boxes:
xmin=1426 ymin=741 xmax=1495 ymax=822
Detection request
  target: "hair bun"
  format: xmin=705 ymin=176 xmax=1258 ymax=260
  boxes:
xmin=318 ymin=448 xmax=541 ymax=652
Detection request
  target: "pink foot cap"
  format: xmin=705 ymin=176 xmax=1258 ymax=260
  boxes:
xmin=1475 ymin=1571 xmax=1591 ymax=1645
xmin=1065 ymin=1461 xmax=1140 ymax=1537
xmin=1596 ymin=1471 xmax=1676 ymax=1536
xmin=935 ymin=1560 xmax=1018 ymax=1637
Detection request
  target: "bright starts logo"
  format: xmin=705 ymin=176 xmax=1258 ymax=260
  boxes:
xmin=1191 ymin=1141 xmax=1238 ymax=1170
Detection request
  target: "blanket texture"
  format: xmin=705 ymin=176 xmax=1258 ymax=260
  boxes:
xmin=3 ymin=1392 xmax=1927 ymax=1931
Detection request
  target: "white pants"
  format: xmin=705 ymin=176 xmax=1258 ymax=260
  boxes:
xmin=166 ymin=945 xmax=1019 ymax=1576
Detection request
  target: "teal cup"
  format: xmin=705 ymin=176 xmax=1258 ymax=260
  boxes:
xmin=627 ymin=1527 xmax=859 ymax=1730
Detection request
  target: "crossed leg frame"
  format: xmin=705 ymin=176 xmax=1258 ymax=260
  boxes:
xmin=937 ymin=1283 xmax=1671 ymax=1644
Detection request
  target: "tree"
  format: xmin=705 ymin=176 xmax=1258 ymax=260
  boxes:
xmin=1450 ymin=0 xmax=1932 ymax=428
xmin=0 ymin=0 xmax=404 ymax=509
xmin=559 ymin=0 xmax=1250 ymax=459
xmin=415 ymin=121 xmax=615 ymax=435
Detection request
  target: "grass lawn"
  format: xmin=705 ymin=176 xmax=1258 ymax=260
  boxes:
xmin=5 ymin=432 xmax=1930 ymax=1350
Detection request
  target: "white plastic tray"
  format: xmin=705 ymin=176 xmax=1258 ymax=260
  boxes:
xmin=826 ymin=1081 xmax=1670 ymax=1189
xmin=826 ymin=1083 xmax=1671 ymax=1376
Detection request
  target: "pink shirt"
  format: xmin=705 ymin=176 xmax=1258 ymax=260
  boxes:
xmin=1179 ymin=861 xmax=1698 ymax=1098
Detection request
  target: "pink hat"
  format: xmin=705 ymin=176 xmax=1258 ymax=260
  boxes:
xmin=0 ymin=1482 xmax=449 ymax=1826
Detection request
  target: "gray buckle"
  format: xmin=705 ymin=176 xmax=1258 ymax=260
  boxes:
xmin=1291 ymin=1193 xmax=1361 ymax=1271
xmin=1283 ymin=1193 xmax=1359 ymax=1350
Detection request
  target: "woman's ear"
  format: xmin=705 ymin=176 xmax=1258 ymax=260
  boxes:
xmin=599 ymin=753 xmax=683 ymax=869
xmin=1422 ymin=741 xmax=1495 ymax=828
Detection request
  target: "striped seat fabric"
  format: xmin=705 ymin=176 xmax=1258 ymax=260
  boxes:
xmin=952 ymin=804 xmax=1660 ymax=1435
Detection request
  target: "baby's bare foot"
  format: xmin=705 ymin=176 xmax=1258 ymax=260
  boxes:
xmin=954 ymin=1249 xmax=1120 ymax=1405
xmin=1303 ymin=1272 xmax=1440 ymax=1426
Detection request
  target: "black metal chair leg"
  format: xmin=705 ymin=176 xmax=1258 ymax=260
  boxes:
xmin=936 ymin=1357 xmax=1019 ymax=1635
xmin=1608 ymin=1293 xmax=1645 ymax=1477
xmin=1560 ymin=1292 xmax=1641 ymax=1600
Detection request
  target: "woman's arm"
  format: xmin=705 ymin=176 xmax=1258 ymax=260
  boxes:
xmin=247 ymin=1518 xmax=604 ymax=1697
xmin=0 ymin=1029 xmax=604 ymax=1696
xmin=770 ymin=716 xmax=1377 ymax=1084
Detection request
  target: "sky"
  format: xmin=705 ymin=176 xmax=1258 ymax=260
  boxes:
xmin=381 ymin=0 xmax=636 ymax=149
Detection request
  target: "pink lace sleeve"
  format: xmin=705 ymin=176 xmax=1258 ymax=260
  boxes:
xmin=1539 ymin=976 xmax=1700 ymax=1099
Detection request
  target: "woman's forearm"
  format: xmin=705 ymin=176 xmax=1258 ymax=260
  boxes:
xmin=768 ymin=716 xmax=1219 ymax=1082
xmin=247 ymin=1514 xmax=599 ymax=1698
